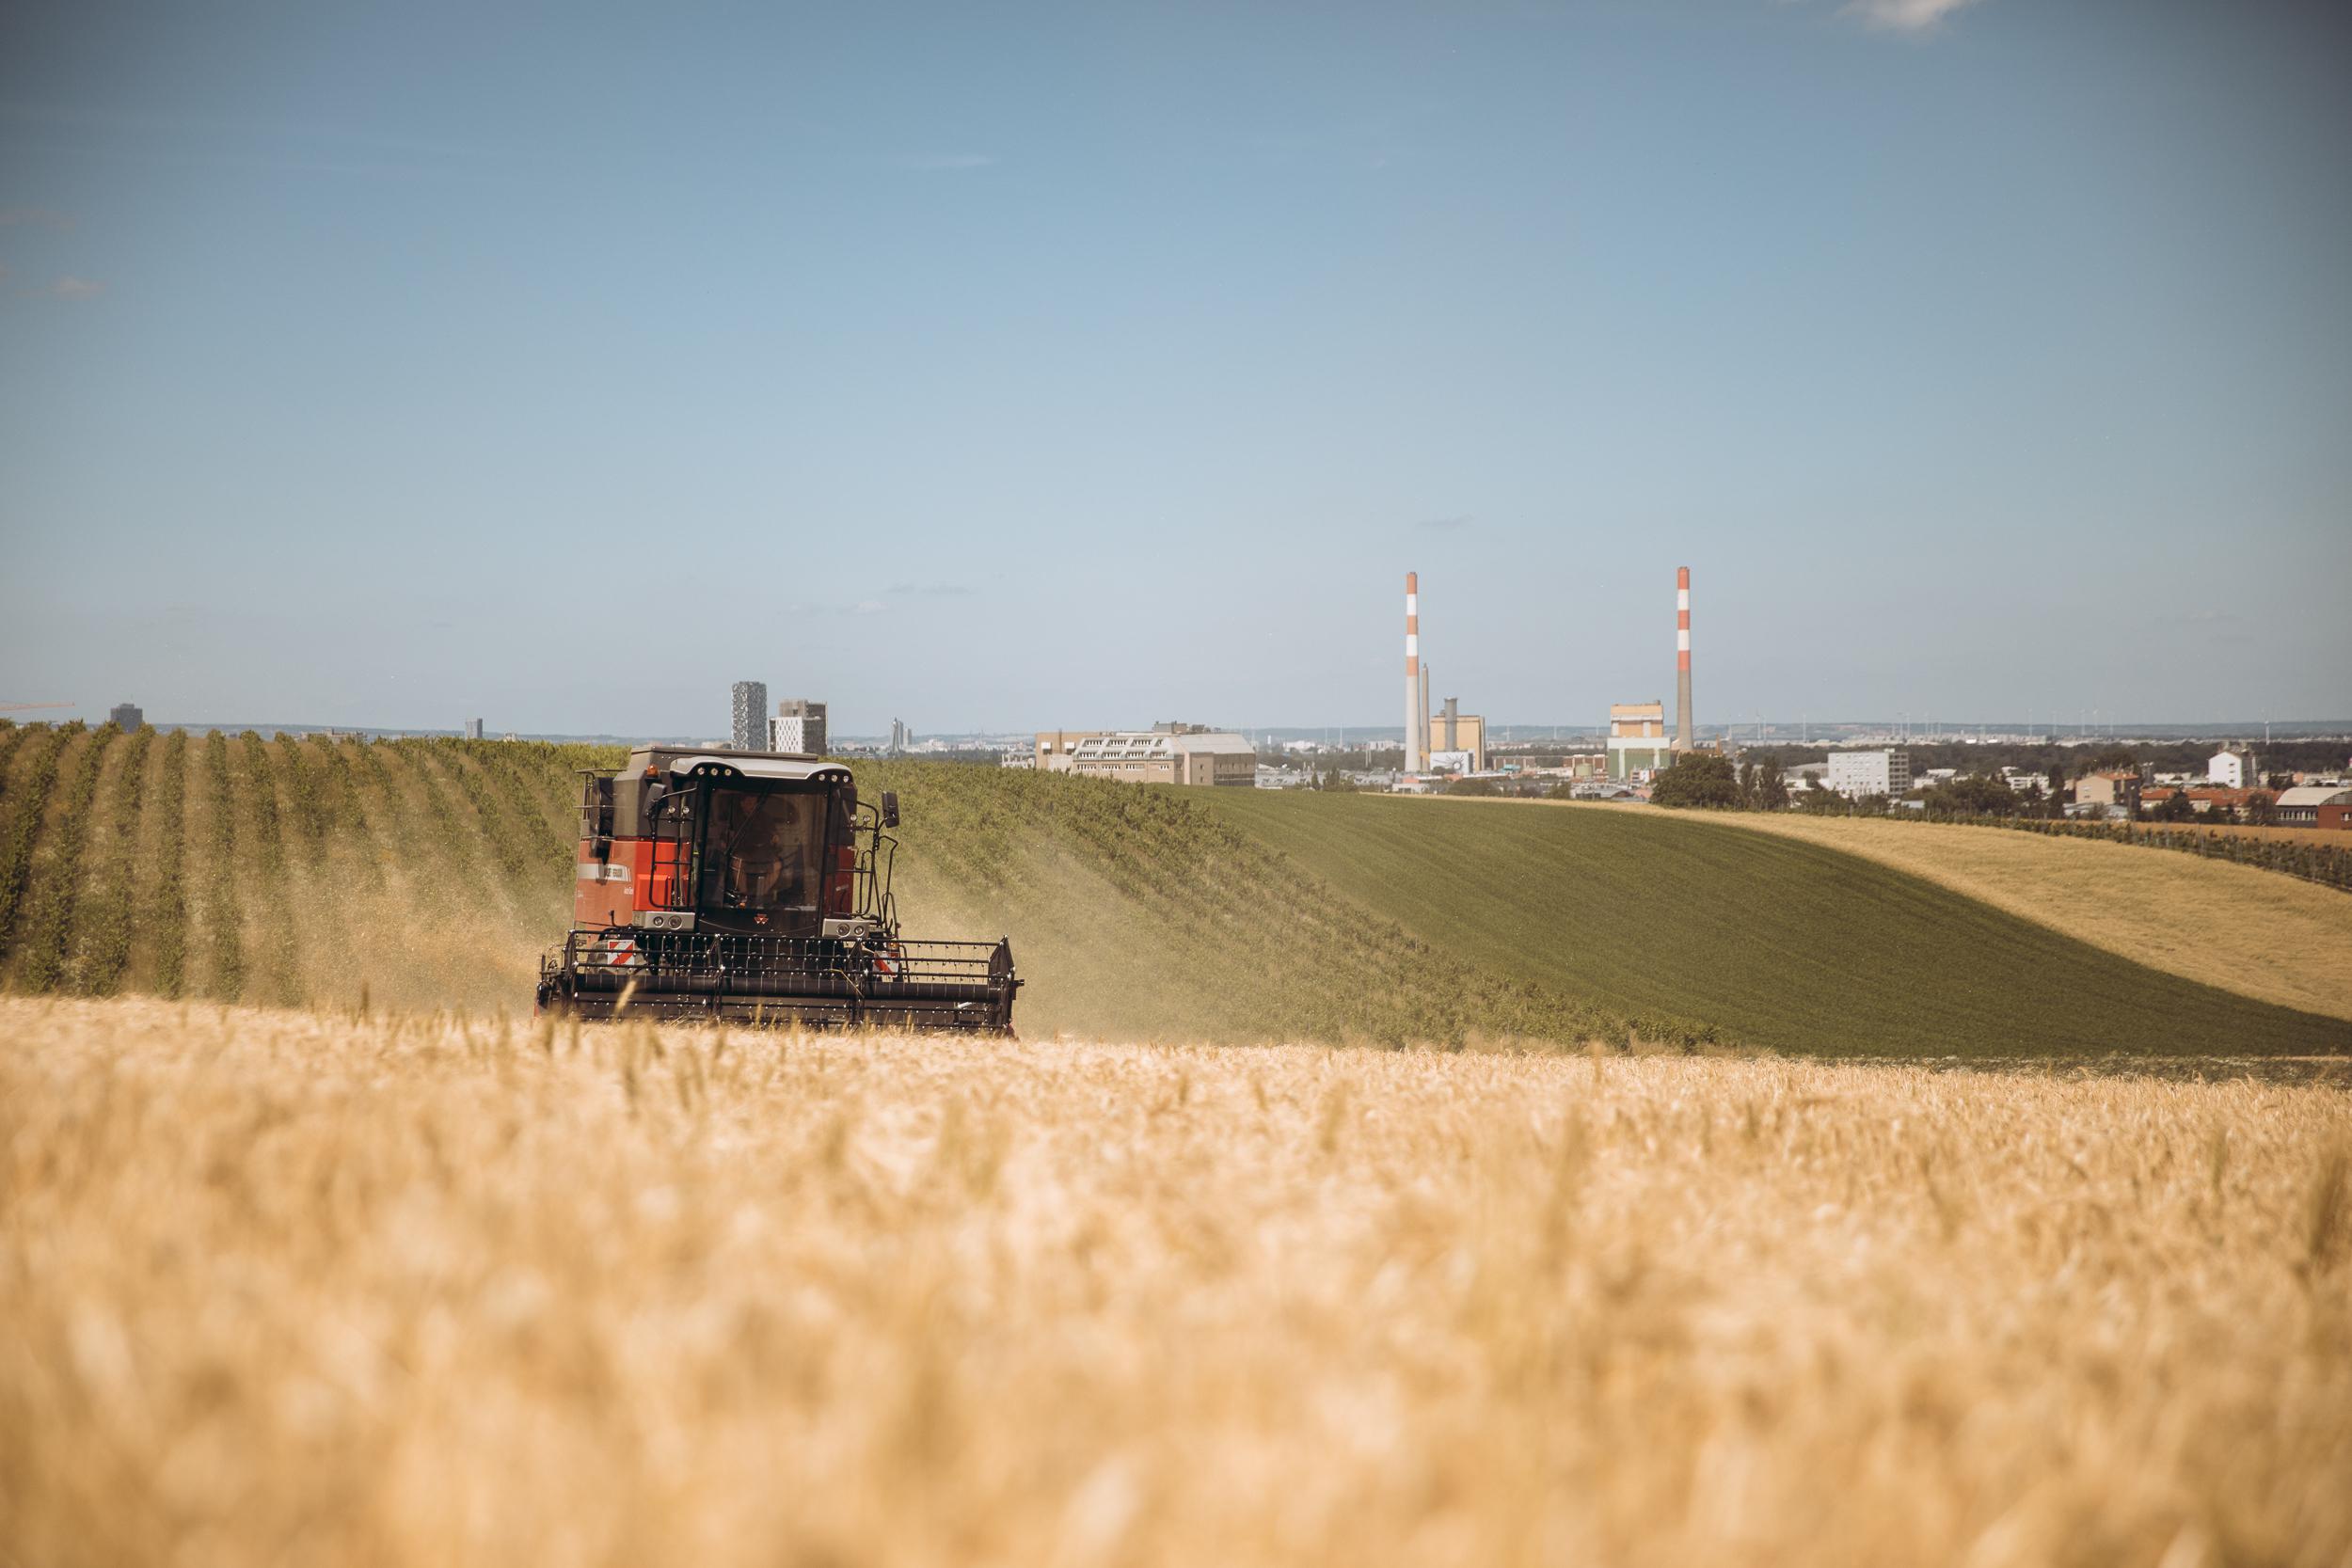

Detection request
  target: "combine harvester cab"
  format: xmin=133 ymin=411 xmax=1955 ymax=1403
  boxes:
xmin=537 ymin=747 xmax=1018 ymax=1033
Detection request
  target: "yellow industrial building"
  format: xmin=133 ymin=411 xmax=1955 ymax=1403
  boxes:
xmin=1425 ymin=697 xmax=1488 ymax=772
xmin=1608 ymin=701 xmax=1672 ymax=779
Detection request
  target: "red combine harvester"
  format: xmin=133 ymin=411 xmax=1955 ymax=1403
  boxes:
xmin=536 ymin=747 xmax=1018 ymax=1032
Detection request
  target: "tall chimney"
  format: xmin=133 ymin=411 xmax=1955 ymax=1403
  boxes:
xmin=1404 ymin=572 xmax=1422 ymax=772
xmin=1676 ymin=565 xmax=1694 ymax=750
xmin=1420 ymin=662 xmax=1432 ymax=767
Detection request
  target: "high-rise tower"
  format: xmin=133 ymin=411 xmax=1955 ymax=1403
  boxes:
xmin=730 ymin=680 xmax=768 ymax=752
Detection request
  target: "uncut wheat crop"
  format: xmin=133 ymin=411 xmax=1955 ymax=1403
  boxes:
xmin=3 ymin=999 xmax=2348 ymax=1568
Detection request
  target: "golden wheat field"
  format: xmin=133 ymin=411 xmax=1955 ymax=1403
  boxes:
xmin=4 ymin=998 xmax=2349 ymax=1568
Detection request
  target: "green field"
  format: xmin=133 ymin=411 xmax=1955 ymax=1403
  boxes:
xmin=1197 ymin=791 xmax=2349 ymax=1058
xmin=1 ymin=723 xmax=2343 ymax=1058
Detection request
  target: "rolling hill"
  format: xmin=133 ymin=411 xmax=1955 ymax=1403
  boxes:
xmin=1198 ymin=790 xmax=2348 ymax=1057
xmin=1 ymin=722 xmax=2343 ymax=1057
xmin=1681 ymin=807 xmax=2352 ymax=1022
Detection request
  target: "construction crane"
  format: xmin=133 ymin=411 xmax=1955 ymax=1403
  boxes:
xmin=0 ymin=702 xmax=73 ymax=713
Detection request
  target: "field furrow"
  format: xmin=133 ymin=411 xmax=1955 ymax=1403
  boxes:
xmin=14 ymin=726 xmax=113 ymax=992
xmin=143 ymin=731 xmax=190 ymax=997
xmin=234 ymin=735 xmax=304 ymax=1005
xmin=69 ymin=724 xmax=152 ymax=994
xmin=196 ymin=732 xmax=246 ymax=1000
xmin=0 ymin=725 xmax=66 ymax=966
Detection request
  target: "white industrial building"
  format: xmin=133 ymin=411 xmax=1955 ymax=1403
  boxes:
xmin=768 ymin=698 xmax=827 ymax=756
xmin=1066 ymin=726 xmax=1256 ymax=786
xmin=1032 ymin=730 xmax=1106 ymax=772
xmin=1825 ymin=749 xmax=1913 ymax=800
xmin=2207 ymin=746 xmax=2257 ymax=788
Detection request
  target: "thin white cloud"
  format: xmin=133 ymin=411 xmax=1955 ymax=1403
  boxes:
xmin=852 ymin=599 xmax=889 ymax=615
xmin=886 ymin=153 xmax=998 ymax=171
xmin=1841 ymin=0 xmax=1982 ymax=32
xmin=1 ymin=102 xmax=499 ymax=163
xmin=0 ymin=103 xmax=518 ymax=183
xmin=47 ymin=276 xmax=103 ymax=299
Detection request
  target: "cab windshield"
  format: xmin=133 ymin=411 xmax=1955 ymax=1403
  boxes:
xmin=700 ymin=784 xmax=826 ymax=915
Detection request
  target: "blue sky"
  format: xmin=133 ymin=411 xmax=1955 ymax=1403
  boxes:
xmin=2 ymin=0 xmax=2346 ymax=736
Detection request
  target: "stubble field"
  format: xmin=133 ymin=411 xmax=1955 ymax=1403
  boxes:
xmin=5 ymin=997 xmax=2348 ymax=1568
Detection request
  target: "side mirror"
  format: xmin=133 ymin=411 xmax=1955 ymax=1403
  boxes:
xmin=880 ymin=790 xmax=900 ymax=828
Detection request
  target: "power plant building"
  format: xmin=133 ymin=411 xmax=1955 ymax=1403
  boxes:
xmin=769 ymin=698 xmax=828 ymax=756
xmin=1426 ymin=697 xmax=1488 ymax=772
xmin=1608 ymin=701 xmax=1672 ymax=779
xmin=729 ymin=681 xmax=767 ymax=752
xmin=1066 ymin=725 xmax=1255 ymax=786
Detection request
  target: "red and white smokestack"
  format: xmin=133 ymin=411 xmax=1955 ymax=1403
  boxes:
xmin=1676 ymin=566 xmax=1694 ymax=750
xmin=1404 ymin=571 xmax=1423 ymax=772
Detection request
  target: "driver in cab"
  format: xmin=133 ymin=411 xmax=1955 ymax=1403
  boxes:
xmin=714 ymin=791 xmax=807 ymax=908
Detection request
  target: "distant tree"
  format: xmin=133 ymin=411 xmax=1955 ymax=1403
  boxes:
xmin=1923 ymin=772 xmax=2021 ymax=817
xmin=1443 ymin=777 xmax=1501 ymax=797
xmin=2157 ymin=790 xmax=2198 ymax=823
xmin=1743 ymin=751 xmax=1788 ymax=811
xmin=1794 ymin=781 xmax=1850 ymax=816
xmin=2245 ymin=790 xmax=2277 ymax=827
xmin=2265 ymin=771 xmax=2296 ymax=792
xmin=1649 ymin=752 xmax=1742 ymax=810
xmin=2084 ymin=747 xmax=2140 ymax=775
